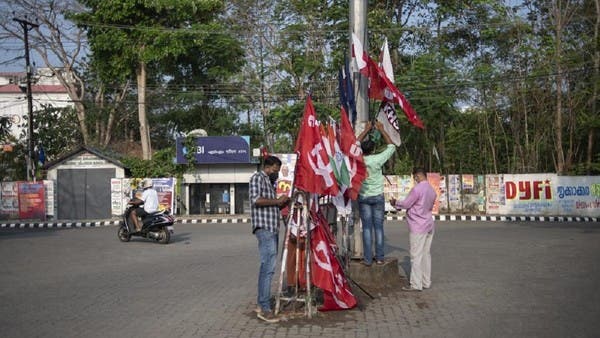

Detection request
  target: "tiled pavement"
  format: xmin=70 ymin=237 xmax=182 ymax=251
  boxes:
xmin=0 ymin=219 xmax=599 ymax=337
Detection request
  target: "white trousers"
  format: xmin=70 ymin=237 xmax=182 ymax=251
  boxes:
xmin=409 ymin=231 xmax=434 ymax=290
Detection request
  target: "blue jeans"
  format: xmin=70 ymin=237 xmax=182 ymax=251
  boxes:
xmin=358 ymin=194 xmax=385 ymax=264
xmin=255 ymin=229 xmax=278 ymax=312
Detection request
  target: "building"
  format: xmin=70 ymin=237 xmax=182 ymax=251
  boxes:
xmin=0 ymin=68 xmax=72 ymax=139
xmin=175 ymin=135 xmax=259 ymax=215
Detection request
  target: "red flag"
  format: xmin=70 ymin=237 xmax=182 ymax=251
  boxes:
xmin=294 ymin=96 xmax=339 ymax=196
xmin=365 ymin=57 xmax=424 ymax=129
xmin=339 ymin=107 xmax=366 ymax=200
xmin=310 ymin=211 xmax=357 ymax=311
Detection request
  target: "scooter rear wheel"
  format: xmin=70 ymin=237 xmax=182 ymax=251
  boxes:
xmin=118 ymin=227 xmax=131 ymax=242
xmin=157 ymin=228 xmax=170 ymax=244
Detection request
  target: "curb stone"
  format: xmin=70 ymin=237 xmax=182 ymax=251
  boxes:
xmin=0 ymin=214 xmax=597 ymax=229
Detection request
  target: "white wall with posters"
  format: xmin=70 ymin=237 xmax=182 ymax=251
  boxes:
xmin=554 ymin=176 xmax=600 ymax=217
xmin=487 ymin=174 xmax=600 ymax=217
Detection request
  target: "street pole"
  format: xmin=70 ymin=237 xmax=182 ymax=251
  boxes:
xmin=350 ymin=0 xmax=368 ymax=258
xmin=350 ymin=0 xmax=369 ymax=132
xmin=13 ymin=17 xmax=39 ymax=181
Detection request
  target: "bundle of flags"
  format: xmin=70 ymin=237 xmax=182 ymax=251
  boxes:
xmin=293 ymin=96 xmax=365 ymax=311
xmin=293 ymin=96 xmax=366 ymax=204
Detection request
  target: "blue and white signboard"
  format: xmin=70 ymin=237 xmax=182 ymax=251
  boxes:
xmin=175 ymin=136 xmax=251 ymax=164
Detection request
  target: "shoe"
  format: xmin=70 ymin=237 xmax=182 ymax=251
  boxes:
xmin=423 ymin=285 xmax=430 ymax=290
xmin=360 ymin=261 xmax=372 ymax=267
xmin=257 ymin=310 xmax=280 ymax=323
xmin=401 ymin=286 xmax=422 ymax=292
xmin=376 ymin=260 xmax=385 ymax=265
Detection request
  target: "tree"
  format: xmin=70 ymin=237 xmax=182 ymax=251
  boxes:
xmin=74 ymin=0 xmax=237 ymax=160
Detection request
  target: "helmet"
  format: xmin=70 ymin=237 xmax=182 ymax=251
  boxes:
xmin=142 ymin=179 xmax=153 ymax=189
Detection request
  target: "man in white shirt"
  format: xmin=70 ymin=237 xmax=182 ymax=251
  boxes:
xmin=129 ymin=179 xmax=159 ymax=232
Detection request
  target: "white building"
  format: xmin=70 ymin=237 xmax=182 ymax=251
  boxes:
xmin=0 ymin=68 xmax=72 ymax=140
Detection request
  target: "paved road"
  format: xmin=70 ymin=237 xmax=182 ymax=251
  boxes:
xmin=1 ymin=220 xmax=599 ymax=338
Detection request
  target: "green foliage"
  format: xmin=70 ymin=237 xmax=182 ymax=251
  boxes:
xmin=266 ymin=100 xmax=337 ymax=153
xmin=57 ymin=0 xmax=599 ymax=175
xmin=33 ymin=106 xmax=83 ymax=163
xmin=121 ymin=147 xmax=184 ymax=178
xmin=0 ymin=142 xmax=26 ymax=181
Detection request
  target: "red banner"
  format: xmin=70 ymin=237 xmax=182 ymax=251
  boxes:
xmin=18 ymin=182 xmax=46 ymax=221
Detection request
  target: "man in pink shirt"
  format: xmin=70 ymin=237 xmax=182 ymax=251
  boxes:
xmin=390 ymin=168 xmax=437 ymax=291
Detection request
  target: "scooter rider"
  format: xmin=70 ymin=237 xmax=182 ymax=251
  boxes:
xmin=129 ymin=179 xmax=159 ymax=232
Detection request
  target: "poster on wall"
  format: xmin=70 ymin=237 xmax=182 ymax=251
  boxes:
xmin=110 ymin=178 xmax=177 ymax=216
xmin=447 ymin=174 xmax=461 ymax=212
xmin=152 ymin=178 xmax=176 ymax=212
xmin=462 ymin=175 xmax=486 ymax=213
xmin=438 ymin=175 xmax=448 ymax=213
xmin=496 ymin=173 xmax=558 ymax=215
xmin=485 ymin=175 xmax=505 ymax=213
xmin=555 ymin=176 xmax=600 ymax=217
xmin=1 ymin=181 xmax=19 ymax=219
xmin=17 ymin=182 xmax=46 ymax=220
xmin=427 ymin=173 xmax=442 ymax=215
xmin=43 ymin=180 xmax=55 ymax=218
xmin=390 ymin=175 xmax=414 ymax=215
xmin=384 ymin=175 xmax=399 ymax=212
xmin=111 ymin=178 xmax=125 ymax=216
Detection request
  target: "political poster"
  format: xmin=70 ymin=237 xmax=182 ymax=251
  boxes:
xmin=17 ymin=182 xmax=46 ymax=220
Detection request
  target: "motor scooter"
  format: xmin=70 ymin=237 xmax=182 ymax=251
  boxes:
xmin=118 ymin=201 xmax=175 ymax=244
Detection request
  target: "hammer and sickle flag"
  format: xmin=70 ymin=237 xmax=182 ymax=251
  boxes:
xmin=310 ymin=210 xmax=357 ymax=311
xmin=293 ymin=96 xmax=339 ymax=196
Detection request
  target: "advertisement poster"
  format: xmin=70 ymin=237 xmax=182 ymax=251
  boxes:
xmin=111 ymin=177 xmax=176 ymax=216
xmin=462 ymin=175 xmax=486 ymax=213
xmin=111 ymin=178 xmax=125 ymax=216
xmin=152 ymin=178 xmax=176 ymax=212
xmin=462 ymin=175 xmax=474 ymax=190
xmin=447 ymin=174 xmax=461 ymax=212
xmin=384 ymin=175 xmax=399 ymax=212
xmin=43 ymin=180 xmax=55 ymax=218
xmin=1 ymin=181 xmax=19 ymax=219
xmin=555 ymin=176 xmax=600 ymax=217
xmin=427 ymin=173 xmax=441 ymax=215
xmin=438 ymin=175 xmax=449 ymax=213
xmin=17 ymin=182 xmax=46 ymax=220
xmin=485 ymin=175 xmax=504 ymax=213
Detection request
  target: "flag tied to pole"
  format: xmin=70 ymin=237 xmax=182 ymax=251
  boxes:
xmin=351 ymin=33 xmax=425 ymax=129
xmin=310 ymin=209 xmax=357 ymax=311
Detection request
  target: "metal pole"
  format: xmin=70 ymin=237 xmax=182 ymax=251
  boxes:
xmin=13 ymin=17 xmax=39 ymax=181
xmin=350 ymin=0 xmax=369 ymax=132
xmin=349 ymin=0 xmax=368 ymax=259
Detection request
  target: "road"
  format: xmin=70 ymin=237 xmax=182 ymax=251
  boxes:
xmin=1 ymin=220 xmax=599 ymax=337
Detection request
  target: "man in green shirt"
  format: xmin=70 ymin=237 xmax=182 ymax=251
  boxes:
xmin=357 ymin=121 xmax=396 ymax=266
